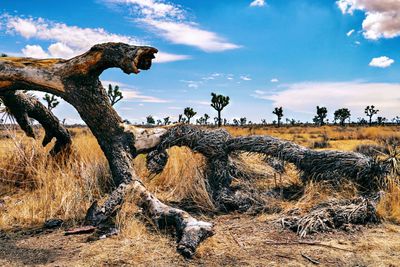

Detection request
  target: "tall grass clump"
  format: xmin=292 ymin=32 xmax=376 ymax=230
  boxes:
xmin=0 ymin=129 xmax=109 ymax=228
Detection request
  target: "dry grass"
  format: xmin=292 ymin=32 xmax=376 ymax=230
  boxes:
xmin=1 ymin=125 xmax=400 ymax=266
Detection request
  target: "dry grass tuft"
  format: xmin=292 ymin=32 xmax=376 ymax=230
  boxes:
xmin=134 ymin=146 xmax=215 ymax=211
xmin=0 ymin=129 xmax=107 ymax=228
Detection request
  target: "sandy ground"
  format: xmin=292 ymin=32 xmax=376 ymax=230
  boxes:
xmin=1 ymin=214 xmax=399 ymax=267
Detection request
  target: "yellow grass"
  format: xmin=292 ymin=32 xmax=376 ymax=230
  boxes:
xmin=1 ymin=125 xmax=400 ymax=266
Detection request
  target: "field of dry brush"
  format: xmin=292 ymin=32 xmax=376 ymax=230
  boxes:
xmin=1 ymin=125 xmax=400 ymax=266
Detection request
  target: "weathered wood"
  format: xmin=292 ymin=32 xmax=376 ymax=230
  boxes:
xmin=146 ymin=125 xmax=390 ymax=202
xmin=0 ymin=91 xmax=71 ymax=155
xmin=1 ymin=43 xmax=213 ymax=257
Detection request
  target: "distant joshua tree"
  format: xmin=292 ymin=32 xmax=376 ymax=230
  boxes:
xmin=377 ymin=117 xmax=387 ymax=125
xmin=240 ymin=117 xmax=247 ymax=126
xmin=334 ymin=108 xmax=351 ymax=126
xmin=156 ymin=119 xmax=162 ymax=125
xmin=178 ymin=114 xmax=183 ymax=123
xmin=204 ymin=113 xmax=210 ymax=125
xmin=364 ymin=105 xmax=379 ymax=126
xmin=211 ymin=93 xmax=230 ymax=127
xmin=146 ymin=115 xmax=155 ymax=125
xmin=43 ymin=93 xmax=60 ymax=111
xmin=272 ymin=107 xmax=283 ymax=127
xmin=313 ymin=106 xmax=328 ymax=126
xmin=107 ymin=84 xmax=123 ymax=106
xmin=392 ymin=116 xmax=400 ymax=125
xmin=184 ymin=107 xmax=197 ymax=124
xmin=233 ymin=119 xmax=239 ymax=126
xmin=163 ymin=117 xmax=171 ymax=125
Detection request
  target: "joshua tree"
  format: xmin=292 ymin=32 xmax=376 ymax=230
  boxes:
xmin=146 ymin=115 xmax=155 ymax=125
xmin=240 ymin=117 xmax=247 ymax=126
xmin=43 ymin=93 xmax=60 ymax=111
xmin=272 ymin=107 xmax=283 ymax=127
xmin=178 ymin=114 xmax=183 ymax=123
xmin=204 ymin=113 xmax=210 ymax=125
xmin=233 ymin=118 xmax=239 ymax=126
xmin=156 ymin=119 xmax=162 ymax=125
xmin=334 ymin=108 xmax=351 ymax=126
xmin=163 ymin=117 xmax=171 ymax=125
xmin=377 ymin=117 xmax=387 ymax=125
xmin=313 ymin=106 xmax=328 ymax=126
xmin=211 ymin=93 xmax=230 ymax=127
xmin=365 ymin=105 xmax=379 ymax=126
xmin=107 ymin=84 xmax=123 ymax=106
xmin=184 ymin=107 xmax=196 ymax=124
xmin=392 ymin=116 xmax=400 ymax=125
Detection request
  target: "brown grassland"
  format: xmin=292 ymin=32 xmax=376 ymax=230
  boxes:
xmin=0 ymin=125 xmax=400 ymax=266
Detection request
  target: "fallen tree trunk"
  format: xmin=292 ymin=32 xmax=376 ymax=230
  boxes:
xmin=0 ymin=91 xmax=71 ymax=155
xmin=0 ymin=43 xmax=213 ymax=257
xmin=146 ymin=125 xmax=390 ymax=207
xmin=227 ymin=135 xmax=390 ymax=189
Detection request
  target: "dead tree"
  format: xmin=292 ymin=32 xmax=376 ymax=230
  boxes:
xmin=0 ymin=91 xmax=71 ymax=155
xmin=146 ymin=125 xmax=390 ymax=206
xmin=0 ymin=43 xmax=213 ymax=257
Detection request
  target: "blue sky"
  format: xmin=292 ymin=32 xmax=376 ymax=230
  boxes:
xmin=1 ymin=0 xmax=400 ymax=124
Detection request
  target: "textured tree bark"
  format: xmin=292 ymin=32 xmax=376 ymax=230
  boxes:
xmin=0 ymin=43 xmax=213 ymax=257
xmin=146 ymin=125 xmax=390 ymax=195
xmin=0 ymin=91 xmax=71 ymax=155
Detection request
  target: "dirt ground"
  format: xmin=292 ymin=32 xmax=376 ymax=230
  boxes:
xmin=1 ymin=214 xmax=399 ymax=267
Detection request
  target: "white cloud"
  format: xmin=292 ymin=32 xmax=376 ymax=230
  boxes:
xmin=21 ymin=44 xmax=49 ymax=58
xmin=240 ymin=75 xmax=252 ymax=81
xmin=106 ymin=0 xmax=240 ymax=52
xmin=6 ymin=17 xmax=37 ymax=38
xmin=250 ymin=0 xmax=266 ymax=7
xmin=270 ymin=78 xmax=279 ymax=83
xmin=337 ymin=0 xmax=400 ymax=40
xmin=2 ymin=14 xmax=188 ymax=62
xmin=48 ymin=42 xmax=75 ymax=58
xmin=253 ymin=81 xmax=400 ymax=118
xmin=369 ymin=56 xmax=394 ymax=68
xmin=101 ymin=80 xmax=169 ymax=103
xmin=180 ymin=80 xmax=202 ymax=89
xmin=140 ymin=18 xmax=240 ymax=52
xmin=154 ymin=52 xmax=191 ymax=63
xmin=347 ymin=29 xmax=355 ymax=36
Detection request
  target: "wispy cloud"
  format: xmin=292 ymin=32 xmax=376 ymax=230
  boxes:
xmin=104 ymin=0 xmax=240 ymax=52
xmin=270 ymin=78 xmax=279 ymax=83
xmin=369 ymin=56 xmax=394 ymax=68
xmin=337 ymin=0 xmax=400 ymax=40
xmin=250 ymin=0 xmax=266 ymax=7
xmin=240 ymin=75 xmax=252 ymax=81
xmin=253 ymin=81 xmax=400 ymax=118
xmin=1 ymin=14 xmax=188 ymax=62
xmin=346 ymin=29 xmax=355 ymax=36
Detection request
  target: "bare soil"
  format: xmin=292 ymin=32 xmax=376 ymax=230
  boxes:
xmin=1 ymin=214 xmax=399 ymax=267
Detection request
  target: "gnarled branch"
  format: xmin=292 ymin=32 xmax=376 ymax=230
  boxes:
xmin=0 ymin=91 xmax=71 ymax=155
